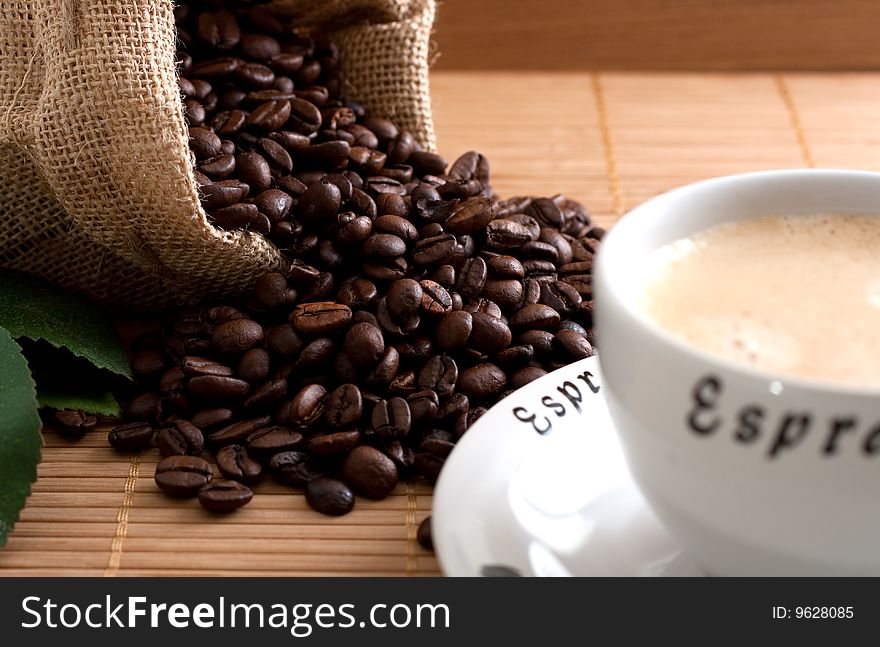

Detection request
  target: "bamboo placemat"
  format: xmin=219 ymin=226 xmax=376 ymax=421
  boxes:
xmin=3 ymin=72 xmax=879 ymax=576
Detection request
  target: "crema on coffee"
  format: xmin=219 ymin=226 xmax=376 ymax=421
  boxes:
xmin=636 ymin=213 xmax=880 ymax=387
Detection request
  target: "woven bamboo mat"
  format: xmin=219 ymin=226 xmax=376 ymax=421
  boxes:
xmin=3 ymin=72 xmax=879 ymax=577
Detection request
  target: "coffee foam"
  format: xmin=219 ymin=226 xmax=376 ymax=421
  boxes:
xmin=637 ymin=214 xmax=880 ymax=387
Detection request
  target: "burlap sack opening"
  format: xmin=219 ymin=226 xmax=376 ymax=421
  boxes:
xmin=0 ymin=0 xmax=436 ymax=311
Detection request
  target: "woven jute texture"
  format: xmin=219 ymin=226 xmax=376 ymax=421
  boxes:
xmin=0 ymin=0 xmax=436 ymax=310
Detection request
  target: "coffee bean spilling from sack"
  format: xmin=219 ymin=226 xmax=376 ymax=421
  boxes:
xmin=108 ymin=0 xmax=603 ymax=517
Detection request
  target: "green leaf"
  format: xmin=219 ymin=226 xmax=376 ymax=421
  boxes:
xmin=0 ymin=269 xmax=131 ymax=379
xmin=37 ymin=387 xmax=121 ymax=417
xmin=0 ymin=326 xmax=42 ymax=547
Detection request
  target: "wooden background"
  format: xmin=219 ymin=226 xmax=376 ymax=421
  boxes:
xmin=433 ymin=0 xmax=880 ymax=70
xmin=2 ymin=2 xmax=880 ymax=577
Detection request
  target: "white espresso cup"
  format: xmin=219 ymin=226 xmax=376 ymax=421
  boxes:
xmin=593 ymin=169 xmax=880 ymax=576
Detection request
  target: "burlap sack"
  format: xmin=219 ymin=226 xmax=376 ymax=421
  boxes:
xmin=0 ymin=0 xmax=436 ymax=311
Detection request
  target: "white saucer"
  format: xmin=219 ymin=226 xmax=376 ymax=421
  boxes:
xmin=432 ymin=356 xmax=704 ymax=577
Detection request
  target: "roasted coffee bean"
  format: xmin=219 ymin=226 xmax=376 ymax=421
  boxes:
xmin=191 ymin=407 xmax=234 ymax=430
xmin=419 ymin=280 xmax=453 ymax=316
xmin=374 ymin=215 xmax=418 ymax=243
xmin=344 ymin=322 xmax=385 ymax=367
xmin=413 ymin=452 xmax=444 ymax=484
xmin=445 ymin=197 xmax=496 ymax=235
xmin=362 ymin=233 xmax=406 ymax=258
xmin=207 ymin=416 xmax=272 ymax=447
xmin=510 ymin=304 xmax=560 ymax=330
xmin=407 ymin=390 xmax=439 ymax=423
xmin=197 ymin=152 xmax=234 ymax=178
xmin=555 ymin=329 xmax=594 ymax=359
xmin=234 ymin=62 xmax=275 ymax=89
xmin=389 ymin=368 xmax=417 ymax=396
xmin=257 ymin=139 xmax=294 ymax=174
xmin=259 ymin=326 xmax=299 ymax=360
xmin=381 ymin=164 xmax=413 ymax=184
xmin=306 ymin=477 xmax=355 ymax=515
xmin=510 ymin=366 xmax=548 ymax=389
xmin=449 ymin=150 xmax=489 ymax=182
xmin=323 ymin=384 xmax=362 ymax=428
xmin=381 ymin=279 xmax=420 ymax=322
xmin=156 ymin=419 xmax=204 ymax=457
xmin=281 ymin=384 xmax=327 ymax=429
xmin=337 ymin=278 xmax=379 ymax=310
xmin=189 ymin=127 xmax=222 ymax=160
xmin=522 ymin=259 xmax=557 ymax=281
xmin=418 ymin=355 xmax=458 ymax=398
xmin=371 ymin=397 xmax=411 ymax=440
xmin=540 ymin=228 xmax=574 ymax=265
xmin=436 ymin=393 xmax=469 ymax=422
xmin=270 ymin=450 xmax=325 ymax=486
xmin=180 ymin=356 xmax=233 ymax=378
xmin=250 ymin=272 xmax=292 ymax=310
xmin=559 ymin=260 xmax=593 ymax=278
xmin=155 ymin=455 xmax=212 ymax=497
xmin=211 ymin=203 xmax=258 ymax=230
xmin=108 ymin=422 xmax=154 ymax=452
xmin=244 ymin=378 xmax=288 ymax=409
xmin=290 ymin=301 xmax=352 ymax=335
xmin=342 ymin=446 xmax=398 ymax=499
xmin=486 ymin=219 xmax=534 ymax=250
xmin=436 ymin=310 xmax=473 ymax=350
xmin=430 ymin=264 xmax=455 ymax=288
xmin=412 ymin=234 xmax=456 ymax=267
xmin=558 ymin=319 xmax=589 ymax=336
xmin=335 ymin=214 xmax=372 ymax=246
xmin=346 ymin=123 xmax=379 ymax=149
xmin=199 ymin=179 xmax=247 ymax=211
xmin=538 ymin=280 xmax=581 ymax=315
xmin=468 ymin=312 xmax=512 ymax=354
xmin=198 ymin=480 xmax=253 ymax=512
xmin=246 ymin=99 xmax=290 ymax=132
xmin=488 ymin=255 xmax=525 ymax=279
xmin=361 ymin=115 xmax=398 ymax=145
xmin=184 ymin=99 xmax=206 ymax=127
xmin=482 ymin=279 xmax=523 ymax=310
xmin=197 ymin=10 xmax=239 ymax=49
xmin=234 ymin=349 xmax=271 ymax=385
xmin=124 ymin=392 xmax=162 ymax=422
xmin=386 ymin=130 xmax=415 ymax=164
xmin=212 ymin=318 xmax=264 ymax=354
xmin=459 ymin=363 xmax=507 ymax=400
xmin=308 ymin=430 xmax=361 ymax=457
xmin=409 ymin=151 xmax=447 ymax=177
xmin=131 ymin=349 xmax=171 ymax=382
xmin=216 ymin=444 xmax=263 ymax=483
xmin=191 ymin=56 xmax=241 ymax=78
xmin=241 ymin=32 xmax=281 ymax=60
xmin=520 ymin=278 xmax=542 ymax=307
xmin=454 ymin=256 xmax=487 ymax=300
xmin=365 ymin=346 xmax=400 ymax=387
xmin=300 ymin=270 xmax=335 ymax=302
xmin=417 ymin=516 xmax=433 ymax=550
xmin=494 ymin=344 xmax=535 ymax=367
xmin=526 ymin=197 xmax=565 ymax=228
xmin=246 ymin=426 xmax=304 ymax=457
xmin=292 ymin=337 xmax=336 ymax=372
xmin=232 ymin=151 xmax=270 ymax=192
xmin=297 ymin=181 xmax=342 ymax=223
xmin=517 ymin=329 xmax=556 ymax=355
xmin=287 ymin=97 xmax=322 ymax=134
xmin=303 ymin=140 xmax=350 ymax=169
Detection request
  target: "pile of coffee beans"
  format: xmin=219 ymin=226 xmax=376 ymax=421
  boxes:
xmin=106 ymin=0 xmax=602 ymax=518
